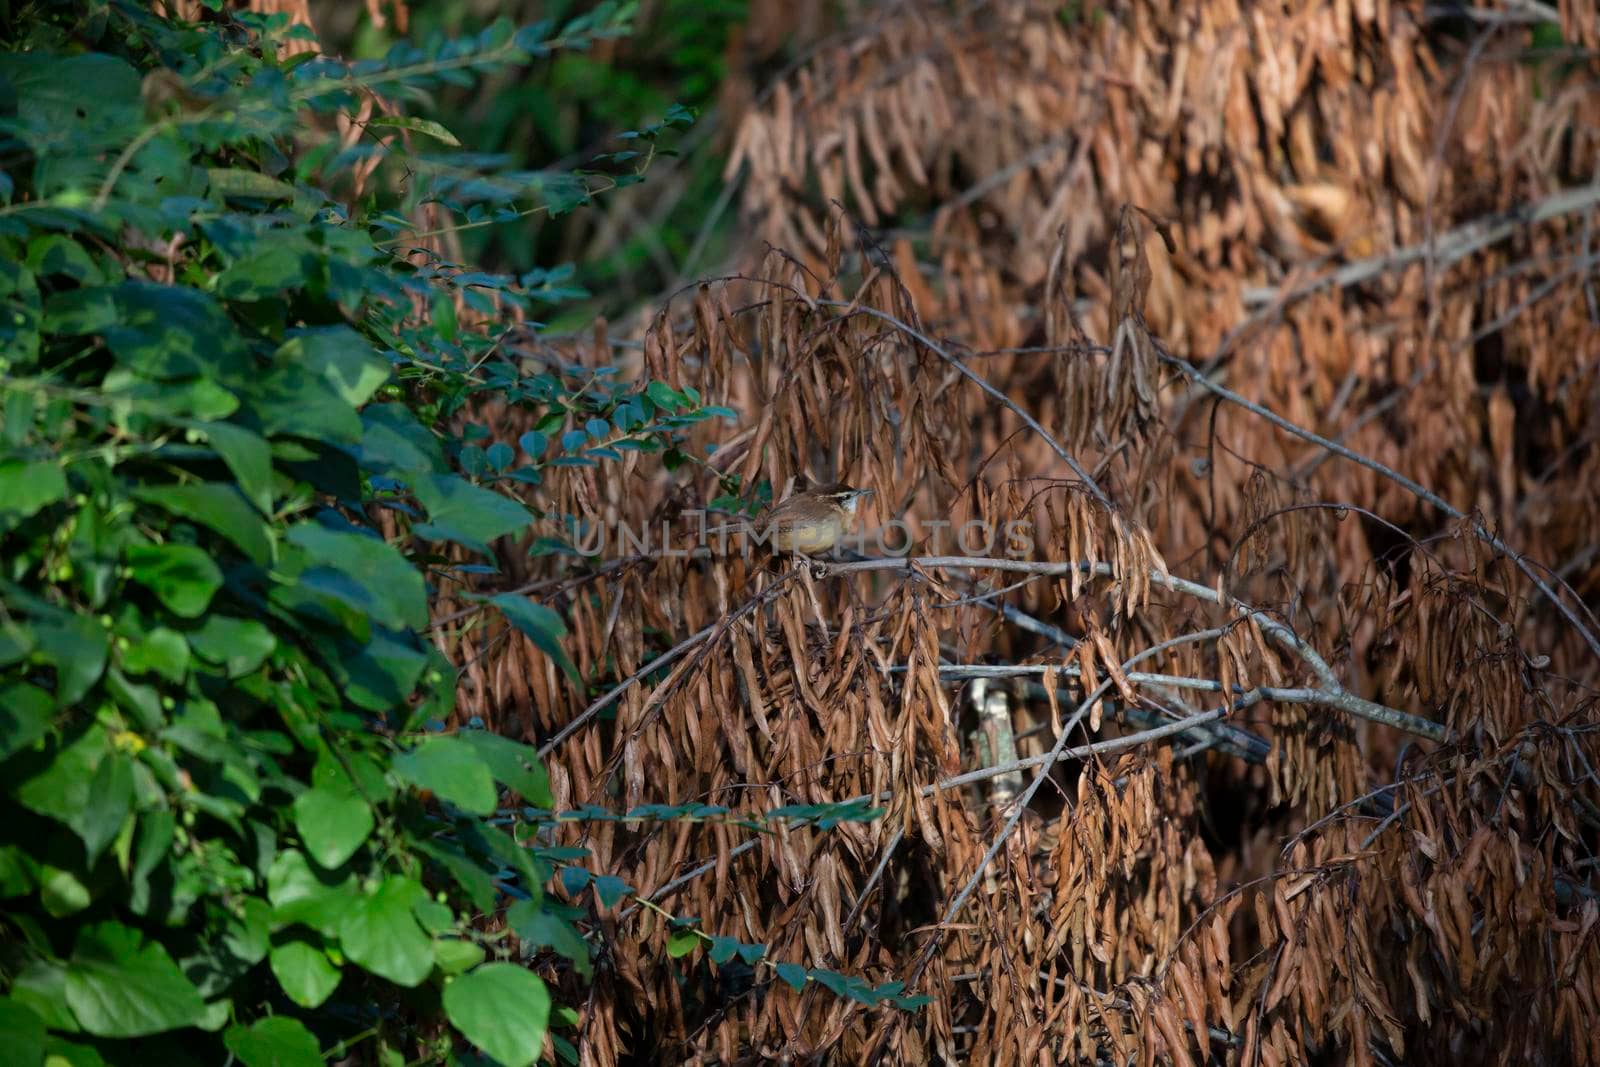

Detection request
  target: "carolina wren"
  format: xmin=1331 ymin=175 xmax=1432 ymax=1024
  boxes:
xmin=756 ymin=483 xmax=874 ymax=556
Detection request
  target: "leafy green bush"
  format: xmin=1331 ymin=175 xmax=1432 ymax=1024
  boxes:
xmin=337 ymin=0 xmax=750 ymax=312
xmin=0 ymin=4 xmax=713 ymax=1064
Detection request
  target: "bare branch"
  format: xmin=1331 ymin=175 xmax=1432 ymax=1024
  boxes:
xmin=1155 ymin=342 xmax=1600 ymax=662
xmin=1239 ymin=183 xmax=1600 ymax=307
xmin=814 ymin=299 xmax=1114 ymax=509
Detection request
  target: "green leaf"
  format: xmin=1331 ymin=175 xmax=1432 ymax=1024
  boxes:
xmin=490 ymin=594 xmax=580 ymax=687
xmin=0 ymin=53 xmax=141 ymax=191
xmin=221 ymin=897 xmax=273 ymax=968
xmin=282 ymin=327 xmax=391 ymax=408
xmin=63 ymin=922 xmax=207 ymax=1037
xmin=105 ymin=683 xmax=159 ymax=748
xmin=434 ymin=938 xmax=485 ymax=976
xmin=324 ymin=626 xmax=429 ymax=711
xmin=41 ymin=287 xmax=114 ymax=337
xmin=101 ymin=283 xmax=250 ymax=381
xmin=40 ymin=1038 xmax=107 ymax=1067
xmin=461 ymin=822 xmax=541 ymax=895
xmin=128 ymin=812 xmax=175 ymax=919
xmin=249 ymin=361 xmax=362 ymax=446
xmin=767 ymin=799 xmax=885 ymax=829
xmin=186 ymin=615 xmax=276 ymax=678
xmin=807 ymin=968 xmax=854 ymax=1000
xmin=1531 ymin=20 xmax=1565 ymax=49
xmin=9 ymin=962 xmax=77 ymax=1034
xmin=557 ymin=867 xmax=591 ymax=896
xmin=338 ymin=876 xmax=435 ymax=987
xmin=592 ymin=875 xmax=630 ymax=909
xmin=414 ymin=898 xmax=456 ymax=935
xmin=266 ymin=849 xmax=354 ymax=936
xmin=775 ymin=962 xmax=808 ymax=991
xmin=160 ymin=697 xmax=230 ymax=761
xmin=120 ymin=627 xmax=191 ymax=684
xmin=291 ymin=786 xmax=373 ymax=869
xmin=442 ymin=963 xmax=551 ymax=1067
xmin=0 ymin=262 xmax=41 ymax=368
xmin=214 ymin=241 xmax=309 ymax=300
xmin=412 ymin=839 xmax=496 ymax=913
xmin=369 ymin=115 xmax=462 ymax=146
xmin=0 ymin=682 xmax=53 ymax=761
xmin=106 ymin=668 xmax=163 ymax=731
xmin=411 ymin=473 xmax=532 ymax=553
xmin=103 ymin=369 xmax=239 ymax=421
xmin=268 ymin=938 xmax=342 ymax=1009
xmin=0 ymin=997 xmax=47 ymax=1067
xmin=456 ymin=731 xmax=555 ymax=807
xmin=538 ymin=172 xmax=590 ymax=217
xmin=134 ymin=483 xmax=273 ymax=564
xmin=222 ymin=1016 xmax=322 ymax=1067
xmin=393 ymin=736 xmax=498 ymax=815
xmin=207 ymin=168 xmax=296 ymax=202
xmin=0 ymin=615 xmax=35 ymax=668
xmin=285 ymin=524 xmax=427 ymax=631
xmin=4 ymin=389 xmax=35 ymax=447
xmin=891 ymin=994 xmax=932 ymax=1011
xmin=125 ymin=543 xmax=224 ymax=618
xmin=29 ymin=613 xmax=108 ymax=704
xmin=15 ymin=723 xmax=109 ymax=830
xmin=646 ymin=380 xmax=683 ymax=409
xmin=0 ymin=260 xmax=41 ymax=369
xmin=358 ymin=403 xmax=445 ymax=475
xmin=431 ymin=292 xmax=458 ymax=342
xmin=0 ymin=460 xmax=66 ymax=518
xmin=666 ymin=930 xmax=699 ymax=958
xmin=315 ymin=748 xmax=393 ymax=803
xmin=39 ymin=864 xmax=92 ymax=917
xmin=506 ymin=899 xmax=591 ymax=978
xmin=76 ymin=752 xmax=134 ymax=865
xmin=197 ymin=422 xmax=273 ymax=514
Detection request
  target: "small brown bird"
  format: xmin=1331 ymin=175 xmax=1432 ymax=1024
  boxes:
xmin=758 ymin=483 xmax=874 ymax=556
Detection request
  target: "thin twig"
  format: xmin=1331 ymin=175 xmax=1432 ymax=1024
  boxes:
xmin=934 ymin=700 xmax=1238 ymax=792
xmin=1239 ymin=183 xmax=1600 ymax=307
xmin=536 ymin=622 xmax=717 ymax=759
xmin=1156 ymin=342 xmax=1600 ymax=662
xmin=912 ymin=662 xmax=1408 ymax=745
xmin=843 ymin=829 xmax=904 ymax=933
xmin=813 ymin=299 xmax=1113 ymax=509
xmin=902 ymin=630 xmax=1219 ymax=989
xmin=624 ymin=692 xmax=1248 ymax=919
xmin=427 ymin=557 xmax=639 ymax=634
xmin=1421 ymin=0 xmax=1560 ymax=23
xmin=824 ymin=555 xmax=1446 ymax=740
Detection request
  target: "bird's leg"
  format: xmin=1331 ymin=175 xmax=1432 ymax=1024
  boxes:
xmin=797 ymin=560 xmax=831 ymax=644
xmin=781 ymin=552 xmax=825 ymax=581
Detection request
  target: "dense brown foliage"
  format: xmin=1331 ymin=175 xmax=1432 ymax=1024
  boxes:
xmin=223 ymin=0 xmax=1600 ymax=1062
